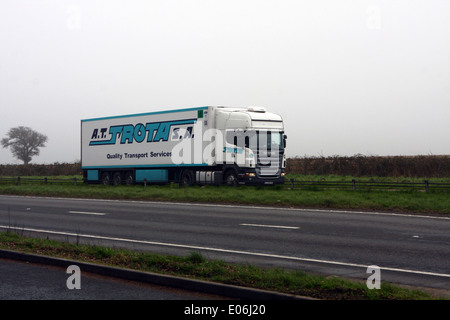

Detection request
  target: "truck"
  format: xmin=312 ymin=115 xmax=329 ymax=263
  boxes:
xmin=81 ymin=106 xmax=287 ymax=186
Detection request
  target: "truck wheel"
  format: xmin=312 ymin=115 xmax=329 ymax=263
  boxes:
xmin=180 ymin=170 xmax=194 ymax=186
xmin=113 ymin=172 xmax=122 ymax=186
xmin=101 ymin=172 xmax=111 ymax=185
xmin=224 ymin=170 xmax=238 ymax=186
xmin=125 ymin=172 xmax=134 ymax=185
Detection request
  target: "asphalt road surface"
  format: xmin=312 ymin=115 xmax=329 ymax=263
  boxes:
xmin=0 ymin=195 xmax=449 ymax=295
xmin=0 ymin=258 xmax=226 ymax=300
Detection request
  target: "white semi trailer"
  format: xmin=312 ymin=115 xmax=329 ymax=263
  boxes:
xmin=81 ymin=106 xmax=286 ymax=186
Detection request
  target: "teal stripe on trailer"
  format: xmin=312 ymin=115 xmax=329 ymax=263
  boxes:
xmin=86 ymin=170 xmax=99 ymax=181
xmin=136 ymin=169 xmax=168 ymax=182
xmin=82 ymin=163 xmax=209 ymax=170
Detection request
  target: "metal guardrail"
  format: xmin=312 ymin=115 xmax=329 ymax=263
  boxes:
xmin=0 ymin=177 xmax=80 ymax=185
xmin=0 ymin=176 xmax=449 ymax=192
xmin=286 ymin=178 xmax=450 ymax=192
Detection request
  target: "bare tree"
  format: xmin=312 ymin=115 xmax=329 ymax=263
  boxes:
xmin=1 ymin=126 xmax=48 ymax=164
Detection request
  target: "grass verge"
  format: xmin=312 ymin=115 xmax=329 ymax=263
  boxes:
xmin=0 ymin=231 xmax=440 ymax=300
xmin=0 ymin=179 xmax=449 ymax=214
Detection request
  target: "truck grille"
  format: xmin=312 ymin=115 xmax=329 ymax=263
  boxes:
xmin=256 ymin=152 xmax=282 ymax=176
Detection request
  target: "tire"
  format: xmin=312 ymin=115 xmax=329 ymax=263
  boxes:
xmin=101 ymin=172 xmax=111 ymax=185
xmin=180 ymin=170 xmax=194 ymax=186
xmin=224 ymin=170 xmax=238 ymax=186
xmin=125 ymin=172 xmax=134 ymax=185
xmin=113 ymin=172 xmax=122 ymax=186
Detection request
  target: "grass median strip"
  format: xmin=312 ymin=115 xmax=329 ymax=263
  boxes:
xmin=0 ymin=180 xmax=449 ymax=214
xmin=0 ymin=231 xmax=441 ymax=300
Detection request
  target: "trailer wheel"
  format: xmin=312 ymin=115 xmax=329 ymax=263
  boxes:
xmin=125 ymin=172 xmax=134 ymax=185
xmin=113 ymin=172 xmax=122 ymax=186
xmin=224 ymin=170 xmax=238 ymax=186
xmin=180 ymin=170 xmax=194 ymax=186
xmin=101 ymin=172 xmax=111 ymax=185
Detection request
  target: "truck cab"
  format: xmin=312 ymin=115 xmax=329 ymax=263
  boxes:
xmin=214 ymin=106 xmax=287 ymax=185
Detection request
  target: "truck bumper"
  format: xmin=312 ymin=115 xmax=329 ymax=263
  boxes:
xmin=238 ymin=170 xmax=286 ymax=185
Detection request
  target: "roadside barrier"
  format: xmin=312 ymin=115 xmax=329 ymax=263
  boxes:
xmin=0 ymin=176 xmax=449 ymax=192
xmin=286 ymin=178 xmax=450 ymax=192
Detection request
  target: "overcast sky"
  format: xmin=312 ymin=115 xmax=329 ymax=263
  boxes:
xmin=1 ymin=0 xmax=449 ymax=164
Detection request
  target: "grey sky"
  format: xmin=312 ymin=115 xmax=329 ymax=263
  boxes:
xmin=1 ymin=0 xmax=449 ymax=164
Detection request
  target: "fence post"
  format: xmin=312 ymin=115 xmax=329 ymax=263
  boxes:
xmin=425 ymin=180 xmax=429 ymax=192
xmin=144 ymin=178 xmax=147 ymax=188
xmin=352 ymin=179 xmax=356 ymax=191
xmin=45 ymin=177 xmax=48 ymax=184
xmin=74 ymin=177 xmax=77 ymax=186
xmin=17 ymin=176 xmax=20 ymax=186
xmin=290 ymin=178 xmax=294 ymax=189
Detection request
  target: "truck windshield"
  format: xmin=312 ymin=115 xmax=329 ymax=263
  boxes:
xmin=261 ymin=131 xmax=284 ymax=152
xmin=226 ymin=130 xmax=284 ymax=153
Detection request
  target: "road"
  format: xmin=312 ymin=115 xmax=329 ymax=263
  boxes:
xmin=0 ymin=258 xmax=226 ymax=300
xmin=0 ymin=195 xmax=449 ymax=295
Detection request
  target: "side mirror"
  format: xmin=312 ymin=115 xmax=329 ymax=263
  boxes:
xmin=283 ymin=134 xmax=287 ymax=148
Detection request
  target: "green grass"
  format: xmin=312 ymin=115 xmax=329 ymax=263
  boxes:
xmin=287 ymin=174 xmax=450 ymax=183
xmin=0 ymin=175 xmax=449 ymax=214
xmin=3 ymin=173 xmax=449 ymax=183
xmin=0 ymin=231 xmax=440 ymax=300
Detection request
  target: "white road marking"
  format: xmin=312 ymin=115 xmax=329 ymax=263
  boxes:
xmin=240 ymin=223 xmax=299 ymax=230
xmin=1 ymin=225 xmax=449 ymax=279
xmin=2 ymin=194 xmax=449 ymax=220
xmin=0 ymin=195 xmax=450 ymax=220
xmin=68 ymin=211 xmax=106 ymax=216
